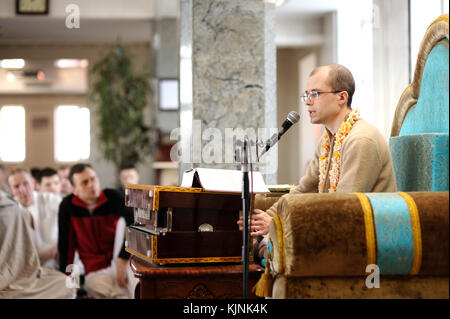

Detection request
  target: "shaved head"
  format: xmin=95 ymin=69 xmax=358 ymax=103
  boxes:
xmin=309 ymin=64 xmax=355 ymax=108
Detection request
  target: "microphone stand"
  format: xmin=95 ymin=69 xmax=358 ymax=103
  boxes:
xmin=238 ymin=137 xmax=263 ymax=299
xmin=240 ymin=137 xmax=250 ymax=299
xmin=237 ymin=114 xmax=298 ymax=298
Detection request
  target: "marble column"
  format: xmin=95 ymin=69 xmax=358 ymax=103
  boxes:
xmin=177 ymin=0 xmax=277 ymax=184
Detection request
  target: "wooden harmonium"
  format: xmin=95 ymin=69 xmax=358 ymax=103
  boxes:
xmin=124 ymin=185 xmax=252 ymax=264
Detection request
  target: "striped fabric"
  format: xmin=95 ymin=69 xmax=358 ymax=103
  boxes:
xmin=355 ymin=192 xmax=422 ymax=275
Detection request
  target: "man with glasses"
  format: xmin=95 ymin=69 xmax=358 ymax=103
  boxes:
xmin=239 ymin=64 xmax=396 ymax=239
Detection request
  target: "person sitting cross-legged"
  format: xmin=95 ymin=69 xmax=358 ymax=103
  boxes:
xmin=0 ymin=190 xmax=76 ymax=299
xmin=8 ymin=167 xmax=61 ymax=269
xmin=58 ymin=163 xmax=137 ymax=298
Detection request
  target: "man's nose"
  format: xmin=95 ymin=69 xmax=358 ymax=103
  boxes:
xmin=18 ymin=185 xmax=28 ymax=193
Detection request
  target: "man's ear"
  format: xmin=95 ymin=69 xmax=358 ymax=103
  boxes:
xmin=71 ymin=184 xmax=78 ymax=196
xmin=338 ymin=91 xmax=349 ymax=106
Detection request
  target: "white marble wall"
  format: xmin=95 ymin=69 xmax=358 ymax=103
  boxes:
xmin=373 ymin=0 xmax=410 ymax=139
xmin=179 ymin=0 xmax=277 ymax=184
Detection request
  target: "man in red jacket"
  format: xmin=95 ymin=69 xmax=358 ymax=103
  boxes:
xmin=58 ymin=163 xmax=136 ymax=298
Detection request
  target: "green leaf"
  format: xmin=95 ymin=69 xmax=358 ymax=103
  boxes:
xmin=90 ymin=44 xmax=154 ymax=174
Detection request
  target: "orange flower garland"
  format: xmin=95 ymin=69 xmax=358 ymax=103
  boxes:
xmin=318 ymin=109 xmax=360 ymax=192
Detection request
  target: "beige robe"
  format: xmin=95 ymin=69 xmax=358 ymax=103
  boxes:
xmin=266 ymin=119 xmax=397 ymax=216
xmin=0 ymin=191 xmax=75 ymax=299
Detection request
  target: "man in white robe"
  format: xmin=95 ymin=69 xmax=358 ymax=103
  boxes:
xmin=0 ymin=190 xmax=76 ymax=298
xmin=8 ymin=168 xmax=61 ymax=269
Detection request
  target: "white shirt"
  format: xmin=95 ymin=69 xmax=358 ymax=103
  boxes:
xmin=20 ymin=191 xmax=61 ymax=252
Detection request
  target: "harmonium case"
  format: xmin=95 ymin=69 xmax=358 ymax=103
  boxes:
xmin=124 ymin=185 xmax=253 ymax=264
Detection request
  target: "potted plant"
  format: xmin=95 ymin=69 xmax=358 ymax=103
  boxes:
xmin=90 ymin=45 xmax=154 ymax=182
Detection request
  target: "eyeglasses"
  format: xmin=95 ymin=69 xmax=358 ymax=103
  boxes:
xmin=301 ymin=90 xmax=341 ymax=102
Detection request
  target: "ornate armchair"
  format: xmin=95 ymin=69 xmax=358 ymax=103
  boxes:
xmin=260 ymin=15 xmax=449 ymax=299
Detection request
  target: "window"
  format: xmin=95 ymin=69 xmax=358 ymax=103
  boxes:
xmin=54 ymin=105 xmax=90 ymax=162
xmin=159 ymin=79 xmax=179 ymax=110
xmin=0 ymin=106 xmax=26 ymax=162
xmin=409 ymin=0 xmax=448 ymax=79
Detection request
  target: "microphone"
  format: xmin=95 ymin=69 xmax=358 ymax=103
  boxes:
xmin=259 ymin=111 xmax=300 ymax=157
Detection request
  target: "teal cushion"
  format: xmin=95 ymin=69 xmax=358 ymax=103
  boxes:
xmin=389 ymin=133 xmax=449 ymax=191
xmin=400 ymin=39 xmax=449 ymax=135
xmin=365 ymin=193 xmax=415 ymax=275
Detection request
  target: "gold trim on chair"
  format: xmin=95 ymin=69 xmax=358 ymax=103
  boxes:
xmin=272 ymin=214 xmax=285 ymax=275
xmin=354 ymin=193 xmax=377 ymax=267
xmin=390 ymin=14 xmax=449 ymax=137
xmin=397 ymin=192 xmax=423 ymax=275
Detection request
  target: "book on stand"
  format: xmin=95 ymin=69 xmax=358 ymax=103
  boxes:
xmin=180 ymin=167 xmax=270 ymax=194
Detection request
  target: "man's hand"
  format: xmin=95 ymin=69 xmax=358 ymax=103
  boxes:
xmin=250 ymin=209 xmax=272 ymax=236
xmin=116 ymin=257 xmax=128 ymax=288
xmin=51 ymin=245 xmax=59 ymax=260
xmin=237 ymin=209 xmax=272 ymax=237
xmin=38 ymin=244 xmax=58 ymax=263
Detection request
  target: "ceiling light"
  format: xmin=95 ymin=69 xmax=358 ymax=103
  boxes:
xmin=54 ymin=59 xmax=89 ymax=68
xmin=6 ymin=72 xmax=15 ymax=83
xmin=1 ymin=59 xmax=25 ymax=69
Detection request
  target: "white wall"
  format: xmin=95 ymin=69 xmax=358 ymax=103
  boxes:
xmin=276 ymin=48 xmax=319 ymax=184
xmin=298 ymin=52 xmax=320 ymax=178
xmin=336 ymin=0 xmax=375 ymax=126
xmin=373 ymin=0 xmax=410 ymax=139
xmin=319 ymin=12 xmax=337 ymax=66
xmin=275 ymin=15 xmax=324 ymax=47
xmin=410 ymin=0 xmax=449 ymax=81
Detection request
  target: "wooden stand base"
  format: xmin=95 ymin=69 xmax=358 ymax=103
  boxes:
xmin=130 ymin=256 xmax=264 ymax=299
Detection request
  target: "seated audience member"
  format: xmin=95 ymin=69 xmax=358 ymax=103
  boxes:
xmin=0 ymin=165 xmax=9 ymax=194
xmin=58 ymin=165 xmax=73 ymax=197
xmin=0 ymin=191 xmax=76 ymax=299
xmin=8 ymin=168 xmax=61 ymax=269
xmin=118 ymin=164 xmax=140 ymax=194
xmin=39 ymin=168 xmax=85 ymax=278
xmin=30 ymin=167 xmax=41 ymax=191
xmin=58 ymin=163 xmax=137 ymax=298
xmin=38 ymin=167 xmax=62 ymax=197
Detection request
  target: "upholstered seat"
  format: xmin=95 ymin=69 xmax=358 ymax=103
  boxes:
xmin=266 ymin=192 xmax=448 ymax=298
xmin=390 ymin=133 xmax=448 ymax=191
xmin=389 ymin=23 xmax=449 ymax=191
